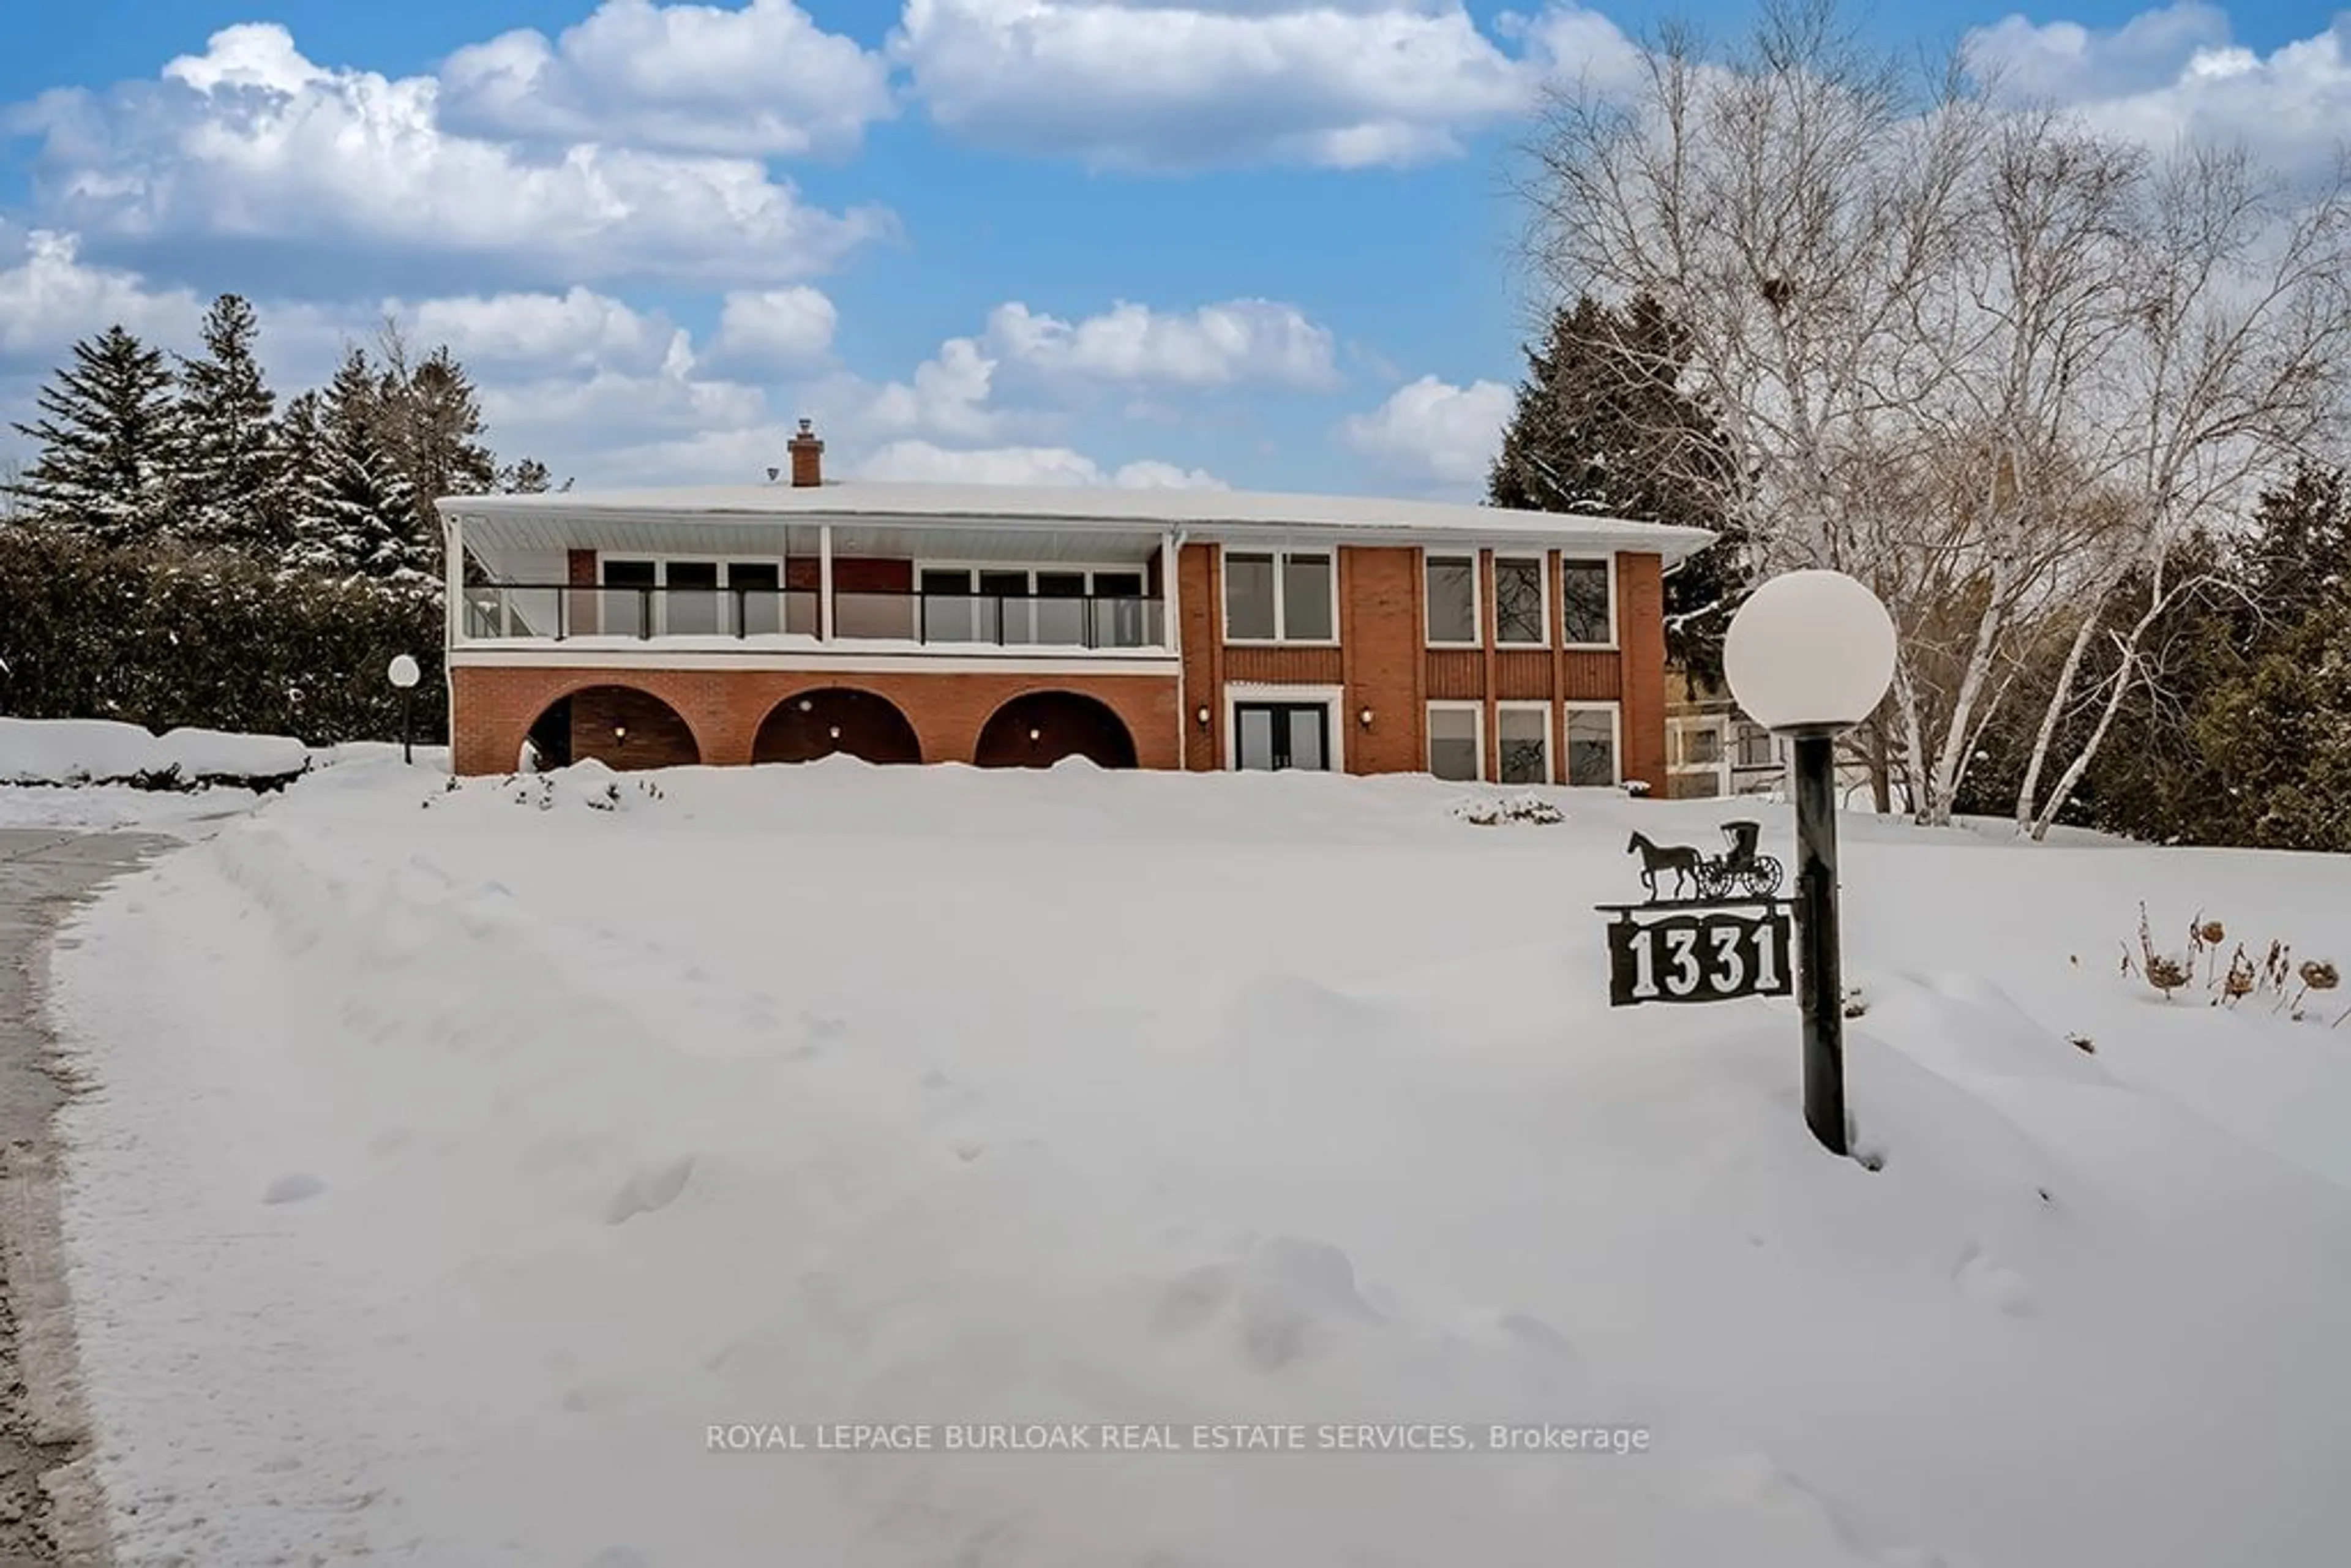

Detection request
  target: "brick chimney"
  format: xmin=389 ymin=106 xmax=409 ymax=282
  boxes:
xmin=786 ymin=418 xmax=825 ymax=487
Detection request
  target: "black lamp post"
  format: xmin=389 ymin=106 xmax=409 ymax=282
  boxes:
xmin=387 ymin=653 xmax=421 ymax=765
xmin=1722 ymin=571 xmax=1897 ymax=1158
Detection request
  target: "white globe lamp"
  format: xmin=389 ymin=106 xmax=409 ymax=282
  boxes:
xmin=1720 ymin=569 xmax=1897 ymax=1160
xmin=1723 ymin=569 xmax=1897 ymax=736
xmin=386 ymin=653 xmax=422 ymax=765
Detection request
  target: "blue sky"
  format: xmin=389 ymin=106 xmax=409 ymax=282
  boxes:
xmin=3 ymin=1 xmax=2343 ymax=497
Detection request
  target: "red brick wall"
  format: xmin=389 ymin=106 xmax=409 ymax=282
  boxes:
xmin=1616 ymin=551 xmax=1668 ymax=793
xmin=1179 ymin=543 xmax=1221 ymax=770
xmin=782 ymin=557 xmax=915 ymax=593
xmin=1338 ymin=546 xmax=1423 ymax=775
xmin=452 ymin=665 xmax=1179 ymax=776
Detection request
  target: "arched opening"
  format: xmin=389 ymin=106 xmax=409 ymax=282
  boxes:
xmin=522 ymin=685 xmax=700 ymax=772
xmin=975 ymin=691 xmax=1138 ymax=770
xmin=754 ymin=688 xmax=922 ymax=765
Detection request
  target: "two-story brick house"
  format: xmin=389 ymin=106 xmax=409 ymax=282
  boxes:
xmin=435 ymin=422 xmax=1714 ymax=786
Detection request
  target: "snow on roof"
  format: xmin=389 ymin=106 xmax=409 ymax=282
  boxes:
xmin=438 ymin=481 xmax=1716 ymax=560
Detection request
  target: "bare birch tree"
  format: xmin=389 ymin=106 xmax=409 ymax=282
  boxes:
xmin=1517 ymin=0 xmax=2351 ymax=828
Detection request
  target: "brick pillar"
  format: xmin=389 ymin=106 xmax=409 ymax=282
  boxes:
xmin=1616 ymin=552 xmax=1668 ymax=795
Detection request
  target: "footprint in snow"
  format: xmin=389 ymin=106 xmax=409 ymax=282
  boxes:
xmin=262 ymin=1172 xmax=326 ymax=1205
xmin=1953 ymin=1244 xmax=2034 ymax=1317
xmin=604 ymin=1155 xmax=696 ymax=1226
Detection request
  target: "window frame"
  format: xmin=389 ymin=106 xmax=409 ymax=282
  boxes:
xmin=1563 ymin=701 xmax=1622 ymax=787
xmin=1424 ymin=700 xmax=1485 ymax=782
xmin=1558 ymin=555 xmax=1618 ymax=650
xmin=1223 ymin=683 xmax=1346 ymax=771
xmin=1222 ymin=549 xmax=1341 ymax=647
xmin=1422 ymin=553 xmax=1481 ymax=648
xmin=1495 ymin=700 xmax=1554 ymax=786
xmin=598 ymin=553 xmax=786 ymax=637
xmin=1492 ymin=555 xmax=1551 ymax=647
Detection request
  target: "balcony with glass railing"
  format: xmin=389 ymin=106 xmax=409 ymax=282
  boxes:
xmin=458 ymin=583 xmax=1169 ymax=652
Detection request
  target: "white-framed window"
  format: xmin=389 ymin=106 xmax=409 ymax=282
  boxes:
xmin=1494 ymin=557 xmax=1549 ymax=645
xmin=1560 ymin=557 xmax=1616 ymax=647
xmin=1426 ymin=702 xmax=1482 ymax=781
xmin=915 ymin=563 xmax=1153 ymax=647
xmin=1734 ymin=722 xmax=1778 ymax=768
xmin=599 ymin=556 xmax=787 ymax=636
xmin=1424 ymin=555 xmax=1479 ymax=645
xmin=1496 ymin=702 xmax=1553 ymax=785
xmin=1564 ymin=702 xmax=1621 ymax=786
xmin=1224 ymin=550 xmax=1337 ymax=643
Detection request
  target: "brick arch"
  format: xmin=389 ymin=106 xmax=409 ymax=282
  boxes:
xmin=753 ymin=687 xmax=923 ymax=765
xmin=974 ymin=690 xmax=1139 ymax=770
xmin=523 ymin=683 xmax=703 ymax=771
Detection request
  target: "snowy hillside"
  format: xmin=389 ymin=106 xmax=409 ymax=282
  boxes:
xmin=42 ymin=757 xmax=2351 ymax=1567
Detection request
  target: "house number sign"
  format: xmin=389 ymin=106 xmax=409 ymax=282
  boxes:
xmin=1597 ymin=820 xmax=1796 ymax=1008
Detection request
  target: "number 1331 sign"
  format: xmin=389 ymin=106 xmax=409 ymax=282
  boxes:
xmin=1601 ymin=906 xmax=1794 ymax=1007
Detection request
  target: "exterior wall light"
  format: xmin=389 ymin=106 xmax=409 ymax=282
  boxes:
xmin=612 ymin=723 xmax=628 ymax=746
xmin=1358 ymin=707 xmax=1374 ymax=728
xmin=1195 ymin=705 xmax=1211 ymax=729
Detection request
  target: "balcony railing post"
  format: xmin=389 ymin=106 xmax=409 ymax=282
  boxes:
xmin=733 ymin=585 xmax=746 ymax=639
xmin=639 ymin=586 xmax=653 ymax=640
xmin=918 ymin=591 xmax=928 ymax=645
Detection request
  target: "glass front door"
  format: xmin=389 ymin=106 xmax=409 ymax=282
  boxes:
xmin=1234 ymin=702 xmax=1330 ymax=771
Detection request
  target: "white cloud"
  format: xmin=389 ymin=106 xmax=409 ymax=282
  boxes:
xmin=985 ymin=299 xmax=1339 ymax=389
xmin=1964 ymin=7 xmax=2351 ymax=178
xmin=1339 ymin=373 xmax=1512 ymax=490
xmin=439 ymin=0 xmax=894 ymax=158
xmin=892 ymin=0 xmax=1619 ymax=170
xmin=853 ymin=438 xmax=1226 ymax=488
xmin=866 ymin=337 xmax=1006 ymax=440
xmin=707 ymin=288 xmax=839 ymax=375
xmin=394 ymin=287 xmax=686 ymax=378
xmin=862 ymin=295 xmax=1341 ymax=444
xmin=0 ymin=228 xmax=203 ymax=364
xmin=11 ymin=23 xmax=892 ymax=294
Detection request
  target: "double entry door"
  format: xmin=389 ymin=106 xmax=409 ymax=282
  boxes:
xmin=1234 ymin=702 xmax=1331 ymax=772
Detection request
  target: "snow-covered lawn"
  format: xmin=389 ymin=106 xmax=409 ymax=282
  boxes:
xmin=43 ymin=757 xmax=2351 ymax=1567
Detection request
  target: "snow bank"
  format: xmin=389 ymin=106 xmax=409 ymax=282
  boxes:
xmin=43 ymin=757 xmax=2351 ymax=1567
xmin=0 ymin=716 xmax=310 ymax=789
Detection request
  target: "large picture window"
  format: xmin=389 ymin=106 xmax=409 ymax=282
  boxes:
xmin=1427 ymin=704 xmax=1481 ymax=781
xmin=1498 ymin=705 xmax=1551 ymax=784
xmin=1425 ymin=556 xmax=1477 ymax=644
xmin=1565 ymin=705 xmax=1619 ymax=786
xmin=1225 ymin=550 xmax=1337 ymax=643
xmin=1495 ymin=558 xmax=1547 ymax=645
xmin=1561 ymin=558 xmax=1614 ymax=647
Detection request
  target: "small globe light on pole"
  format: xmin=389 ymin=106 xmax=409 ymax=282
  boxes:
xmin=1723 ymin=571 xmax=1897 ymax=1157
xmin=386 ymin=653 xmax=422 ymax=766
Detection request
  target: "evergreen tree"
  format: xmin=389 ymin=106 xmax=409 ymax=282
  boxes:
xmin=5 ymin=324 xmax=179 ymax=544
xmin=174 ymin=294 xmax=283 ymax=550
xmin=497 ymin=456 xmax=554 ymax=494
xmin=375 ymin=328 xmax=495 ymax=577
xmin=277 ymin=389 xmax=342 ymax=574
xmin=318 ymin=348 xmax=416 ymax=582
xmin=1489 ymin=295 xmax=1747 ymax=685
xmin=2236 ymin=461 xmax=2351 ymax=633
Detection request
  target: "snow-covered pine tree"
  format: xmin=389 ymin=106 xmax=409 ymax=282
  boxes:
xmin=174 ymin=294 xmax=284 ymax=552
xmin=1487 ymin=294 xmax=1747 ymax=685
xmin=375 ymin=328 xmax=495 ymax=581
xmin=277 ymin=389 xmax=345 ymax=574
xmin=318 ymin=347 xmax=418 ymax=582
xmin=5 ymin=324 xmax=180 ymax=545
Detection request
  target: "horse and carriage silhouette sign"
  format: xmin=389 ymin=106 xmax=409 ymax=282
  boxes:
xmin=1599 ymin=820 xmax=1796 ymax=1007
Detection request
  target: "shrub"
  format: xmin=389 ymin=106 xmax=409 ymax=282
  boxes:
xmin=0 ymin=526 xmax=444 ymax=745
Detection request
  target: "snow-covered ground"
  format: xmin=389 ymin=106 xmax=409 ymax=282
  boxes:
xmin=0 ymin=724 xmax=424 ymax=831
xmin=42 ymin=756 xmax=2351 ymax=1567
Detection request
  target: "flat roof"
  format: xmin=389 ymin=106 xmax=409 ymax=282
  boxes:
xmin=438 ymin=480 xmax=1716 ymax=561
